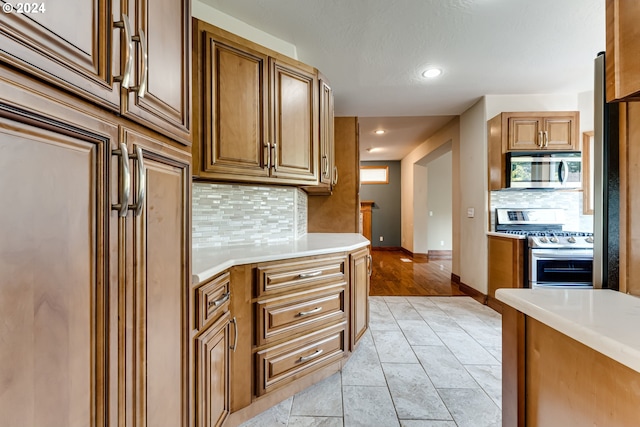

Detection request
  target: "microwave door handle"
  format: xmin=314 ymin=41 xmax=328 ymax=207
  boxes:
xmin=559 ymin=160 xmax=568 ymax=184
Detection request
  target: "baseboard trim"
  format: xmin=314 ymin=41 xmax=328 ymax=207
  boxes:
xmin=400 ymin=248 xmax=428 ymax=259
xmin=451 ymin=274 xmax=488 ymax=305
xmin=372 ymin=246 xmax=403 ymax=251
xmin=427 ymin=250 xmax=452 ymax=260
xmin=486 ymin=295 xmax=503 ymax=313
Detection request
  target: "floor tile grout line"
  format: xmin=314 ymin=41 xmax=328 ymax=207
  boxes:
xmin=382 ymin=297 xmax=458 ymax=426
xmin=243 ymin=295 xmax=501 ymax=427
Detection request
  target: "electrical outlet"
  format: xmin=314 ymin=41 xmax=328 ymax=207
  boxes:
xmin=440 ymin=240 xmax=445 ymax=246
xmin=379 ymin=236 xmax=384 ymax=242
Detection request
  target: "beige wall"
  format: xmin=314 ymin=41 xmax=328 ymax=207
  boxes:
xmin=459 ymin=99 xmax=488 ymax=293
xmin=404 ymin=93 xmax=591 ymax=295
xmin=192 ymin=0 xmax=298 ymax=58
xmin=401 ymin=117 xmax=461 ymax=274
xmin=455 ymin=93 xmax=592 ymax=295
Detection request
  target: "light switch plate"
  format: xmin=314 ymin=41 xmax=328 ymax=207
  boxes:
xmin=467 ymin=207 xmax=475 ymax=218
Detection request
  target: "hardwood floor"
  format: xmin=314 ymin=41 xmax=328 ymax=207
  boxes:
xmin=369 ymin=249 xmax=466 ymax=296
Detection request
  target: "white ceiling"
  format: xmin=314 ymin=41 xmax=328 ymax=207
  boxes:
xmin=199 ymin=0 xmax=605 ymax=160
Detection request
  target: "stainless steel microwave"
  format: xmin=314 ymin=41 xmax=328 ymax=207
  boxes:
xmin=506 ymin=151 xmax=582 ymax=189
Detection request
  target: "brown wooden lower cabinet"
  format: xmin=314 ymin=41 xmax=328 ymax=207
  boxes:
xmin=193 ymin=271 xmax=232 ymax=427
xmin=223 ymin=247 xmax=369 ymax=426
xmin=0 ymin=82 xmax=116 ymax=427
xmin=195 ymin=312 xmax=231 ymax=427
xmin=0 ymin=67 xmax=191 ymax=427
xmin=350 ymin=247 xmax=371 ymax=350
xmin=487 ymin=235 xmax=525 ymax=312
xmin=503 ymin=305 xmax=640 ymax=427
xmin=122 ymin=126 xmax=191 ymax=427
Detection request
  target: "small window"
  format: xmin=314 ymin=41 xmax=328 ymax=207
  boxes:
xmin=360 ymin=166 xmax=389 ymax=184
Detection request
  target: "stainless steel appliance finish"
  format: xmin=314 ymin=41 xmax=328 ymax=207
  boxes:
xmin=495 ymin=208 xmax=593 ymax=288
xmin=506 ymin=151 xmax=582 ymax=189
xmin=529 ymin=247 xmax=593 ymax=289
xmin=593 ymin=52 xmax=620 ymax=290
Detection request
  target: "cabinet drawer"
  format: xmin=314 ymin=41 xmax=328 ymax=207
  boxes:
xmin=255 ymin=321 xmax=346 ymax=396
xmin=256 ymin=285 xmax=346 ymax=346
xmin=256 ymin=255 xmax=347 ymax=297
xmin=195 ymin=272 xmax=231 ymax=330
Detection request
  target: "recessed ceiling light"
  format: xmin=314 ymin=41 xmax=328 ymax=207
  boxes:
xmin=366 ymin=147 xmax=382 ymax=153
xmin=422 ymin=68 xmax=442 ymax=78
xmin=374 ymin=130 xmax=385 ymax=135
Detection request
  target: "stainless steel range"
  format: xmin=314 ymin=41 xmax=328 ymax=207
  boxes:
xmin=495 ymin=208 xmax=594 ymax=289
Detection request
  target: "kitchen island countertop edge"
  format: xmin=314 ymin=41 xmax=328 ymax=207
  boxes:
xmin=496 ymin=288 xmax=640 ymax=373
xmin=192 ymin=233 xmax=370 ymax=284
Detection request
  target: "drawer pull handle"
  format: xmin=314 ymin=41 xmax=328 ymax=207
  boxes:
xmin=298 ymin=270 xmax=322 ymax=279
xmin=298 ymin=306 xmax=322 ymax=317
xmin=299 ymin=349 xmax=323 ymax=362
xmin=208 ymin=292 xmax=230 ymax=308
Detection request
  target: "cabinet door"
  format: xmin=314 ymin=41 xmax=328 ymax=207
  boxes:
xmin=0 ymin=102 xmax=116 ymax=426
xmin=123 ymin=0 xmax=191 ymax=144
xmin=123 ymin=128 xmax=191 ymax=427
xmin=195 ymin=313 xmax=230 ymax=427
xmin=543 ymin=115 xmax=577 ymax=150
xmin=0 ymin=0 xmax=121 ymax=110
xmin=271 ymin=58 xmax=318 ymax=182
xmin=508 ymin=117 xmax=541 ymax=150
xmin=199 ymin=32 xmax=270 ymax=179
xmin=350 ymin=248 xmax=370 ymax=350
xmin=606 ymin=0 xmax=640 ymax=102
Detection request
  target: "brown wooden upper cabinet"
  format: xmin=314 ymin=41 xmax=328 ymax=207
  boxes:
xmin=303 ymin=73 xmax=336 ymax=194
xmin=0 ymin=0 xmax=191 ymax=145
xmin=192 ymin=19 xmax=319 ymax=186
xmin=606 ymin=0 xmax=640 ymax=102
xmin=487 ymin=111 xmax=580 ymax=191
xmin=506 ymin=112 xmax=579 ymax=151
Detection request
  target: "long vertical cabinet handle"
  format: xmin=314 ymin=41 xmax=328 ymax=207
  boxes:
xmin=271 ymin=143 xmax=278 ymax=172
xmin=230 ymin=317 xmax=238 ymax=352
xmin=322 ymin=155 xmax=329 ymax=177
xmin=113 ymin=14 xmax=134 ymax=88
xmin=130 ymin=30 xmax=148 ymax=98
xmin=543 ymin=131 xmax=549 ymax=148
xmin=537 ymin=131 xmax=543 ymax=148
xmin=332 ymin=166 xmax=338 ymax=186
xmin=129 ymin=146 xmax=146 ymax=216
xmin=132 ymin=30 xmax=148 ymax=98
xmin=112 ymin=143 xmax=131 ymax=217
xmin=264 ymin=142 xmax=271 ymax=170
xmin=367 ymin=254 xmax=373 ymax=277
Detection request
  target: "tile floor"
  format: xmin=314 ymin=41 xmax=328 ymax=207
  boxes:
xmin=240 ymin=296 xmax=503 ymax=427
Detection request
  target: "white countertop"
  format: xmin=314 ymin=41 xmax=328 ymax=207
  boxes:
xmin=192 ymin=233 xmax=370 ymax=284
xmin=496 ymin=288 xmax=640 ymax=373
xmin=486 ymin=231 xmax=526 ymax=240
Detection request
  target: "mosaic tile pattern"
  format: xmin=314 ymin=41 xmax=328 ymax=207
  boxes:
xmin=295 ymin=189 xmax=308 ymax=238
xmin=192 ymin=183 xmax=307 ymax=248
xmin=490 ymin=190 xmax=593 ymax=232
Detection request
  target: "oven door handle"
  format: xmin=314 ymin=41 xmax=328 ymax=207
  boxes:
xmin=532 ymin=254 xmax=593 ymax=260
xmin=530 ymin=249 xmax=593 ymax=257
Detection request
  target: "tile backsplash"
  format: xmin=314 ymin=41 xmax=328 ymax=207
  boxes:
xmin=490 ymin=190 xmax=593 ymax=232
xmin=192 ymin=183 xmax=307 ymax=248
